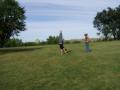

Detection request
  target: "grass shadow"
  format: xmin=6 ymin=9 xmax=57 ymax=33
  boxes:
xmin=0 ymin=47 xmax=42 ymax=55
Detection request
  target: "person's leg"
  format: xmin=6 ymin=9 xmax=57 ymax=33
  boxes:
xmin=88 ymin=44 xmax=92 ymax=52
xmin=87 ymin=44 xmax=89 ymax=52
xmin=85 ymin=43 xmax=91 ymax=52
xmin=61 ymin=44 xmax=67 ymax=54
xmin=60 ymin=44 xmax=65 ymax=55
xmin=61 ymin=49 xmax=64 ymax=55
xmin=85 ymin=43 xmax=88 ymax=52
xmin=59 ymin=44 xmax=63 ymax=55
xmin=85 ymin=43 xmax=89 ymax=52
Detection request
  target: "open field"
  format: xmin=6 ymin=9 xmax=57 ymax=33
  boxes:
xmin=0 ymin=41 xmax=120 ymax=90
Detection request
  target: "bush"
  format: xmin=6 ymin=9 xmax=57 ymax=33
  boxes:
xmin=72 ymin=40 xmax=81 ymax=44
xmin=23 ymin=42 xmax=39 ymax=46
xmin=64 ymin=40 xmax=71 ymax=44
xmin=46 ymin=36 xmax=59 ymax=44
xmin=5 ymin=38 xmax=23 ymax=47
xmin=40 ymin=41 xmax=47 ymax=45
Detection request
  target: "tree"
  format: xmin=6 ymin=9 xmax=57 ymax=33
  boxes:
xmin=97 ymin=32 xmax=100 ymax=36
xmin=0 ymin=0 xmax=26 ymax=47
xmin=47 ymin=36 xmax=59 ymax=44
xmin=115 ymin=5 xmax=120 ymax=40
xmin=93 ymin=9 xmax=110 ymax=40
xmin=96 ymin=32 xmax=101 ymax=40
xmin=93 ymin=5 xmax=120 ymax=40
xmin=5 ymin=38 xmax=23 ymax=47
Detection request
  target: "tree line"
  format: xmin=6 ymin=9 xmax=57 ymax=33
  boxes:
xmin=4 ymin=36 xmax=81 ymax=47
xmin=3 ymin=36 xmax=59 ymax=47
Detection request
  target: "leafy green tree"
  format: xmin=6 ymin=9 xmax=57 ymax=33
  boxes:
xmin=47 ymin=36 xmax=59 ymax=44
xmin=93 ymin=5 xmax=120 ymax=40
xmin=5 ymin=38 xmax=23 ymax=47
xmin=93 ymin=9 xmax=110 ymax=39
xmin=97 ymin=32 xmax=100 ymax=36
xmin=115 ymin=5 xmax=120 ymax=40
xmin=0 ymin=0 xmax=26 ymax=47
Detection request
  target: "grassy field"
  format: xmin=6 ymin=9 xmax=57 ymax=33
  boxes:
xmin=0 ymin=41 xmax=120 ymax=90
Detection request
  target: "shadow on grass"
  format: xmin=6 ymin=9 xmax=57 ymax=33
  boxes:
xmin=0 ymin=47 xmax=42 ymax=55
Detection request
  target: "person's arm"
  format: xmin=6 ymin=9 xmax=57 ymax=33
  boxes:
xmin=88 ymin=37 xmax=91 ymax=42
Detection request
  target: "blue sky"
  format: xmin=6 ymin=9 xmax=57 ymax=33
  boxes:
xmin=18 ymin=0 xmax=119 ymax=42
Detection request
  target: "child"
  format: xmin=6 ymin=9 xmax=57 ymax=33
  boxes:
xmin=84 ymin=34 xmax=92 ymax=52
xmin=59 ymin=31 xmax=68 ymax=55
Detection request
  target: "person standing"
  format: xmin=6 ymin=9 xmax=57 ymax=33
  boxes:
xmin=84 ymin=34 xmax=92 ymax=52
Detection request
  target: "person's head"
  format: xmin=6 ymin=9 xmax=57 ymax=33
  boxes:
xmin=84 ymin=33 xmax=88 ymax=39
xmin=84 ymin=33 xmax=88 ymax=36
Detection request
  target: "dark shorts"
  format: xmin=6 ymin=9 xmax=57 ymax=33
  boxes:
xmin=59 ymin=44 xmax=64 ymax=49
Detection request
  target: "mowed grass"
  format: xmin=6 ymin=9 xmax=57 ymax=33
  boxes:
xmin=0 ymin=41 xmax=120 ymax=90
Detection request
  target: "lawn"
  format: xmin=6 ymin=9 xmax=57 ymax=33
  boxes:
xmin=0 ymin=41 xmax=120 ymax=90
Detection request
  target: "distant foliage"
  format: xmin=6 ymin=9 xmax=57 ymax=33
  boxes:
xmin=5 ymin=38 xmax=23 ymax=47
xmin=40 ymin=41 xmax=47 ymax=45
xmin=71 ymin=40 xmax=81 ymax=44
xmin=64 ymin=40 xmax=71 ymax=44
xmin=46 ymin=36 xmax=59 ymax=44
xmin=23 ymin=42 xmax=39 ymax=46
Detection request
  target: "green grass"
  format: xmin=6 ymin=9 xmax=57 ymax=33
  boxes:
xmin=0 ymin=41 xmax=120 ymax=90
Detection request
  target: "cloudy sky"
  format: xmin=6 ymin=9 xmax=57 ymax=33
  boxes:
xmin=18 ymin=0 xmax=119 ymax=41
